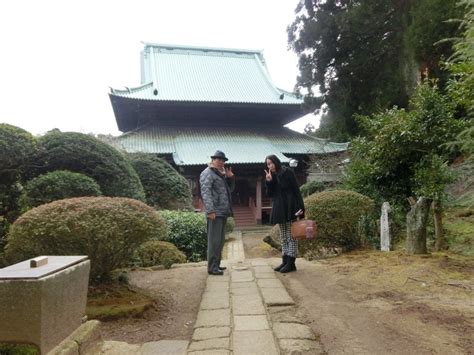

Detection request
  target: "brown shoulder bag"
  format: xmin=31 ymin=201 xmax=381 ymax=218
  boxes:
xmin=291 ymin=218 xmax=317 ymax=240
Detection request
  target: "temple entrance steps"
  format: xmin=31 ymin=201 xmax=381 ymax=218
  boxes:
xmin=232 ymin=206 xmax=256 ymax=228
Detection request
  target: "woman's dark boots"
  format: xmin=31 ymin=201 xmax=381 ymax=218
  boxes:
xmin=274 ymin=255 xmax=288 ymax=271
xmin=280 ymin=256 xmax=297 ymax=273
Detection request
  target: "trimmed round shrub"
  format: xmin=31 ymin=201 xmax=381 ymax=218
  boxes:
xmin=160 ymin=210 xmax=207 ymax=262
xmin=0 ymin=124 xmax=37 ymax=244
xmin=31 ymin=131 xmax=145 ymax=201
xmin=128 ymin=153 xmax=192 ymax=210
xmin=5 ymin=197 xmax=167 ymax=283
xmin=134 ymin=240 xmax=186 ymax=269
xmin=0 ymin=123 xmax=37 ymax=182
xmin=300 ymin=180 xmax=325 ymax=197
xmin=23 ymin=170 xmax=102 ymax=208
xmin=299 ymin=190 xmax=375 ymax=256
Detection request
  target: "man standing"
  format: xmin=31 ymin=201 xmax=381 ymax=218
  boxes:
xmin=200 ymin=150 xmax=235 ymax=275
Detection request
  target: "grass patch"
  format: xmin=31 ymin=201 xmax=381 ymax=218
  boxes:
xmin=444 ymin=209 xmax=474 ymax=257
xmin=86 ymin=282 xmax=155 ymax=321
xmin=0 ymin=344 xmax=38 ymax=355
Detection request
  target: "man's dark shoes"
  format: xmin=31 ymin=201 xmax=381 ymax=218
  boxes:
xmin=208 ymin=270 xmax=224 ymax=275
xmin=218 ymin=266 xmax=227 ymax=270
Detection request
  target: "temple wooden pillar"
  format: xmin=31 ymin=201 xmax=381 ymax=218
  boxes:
xmin=256 ymin=179 xmax=262 ymax=224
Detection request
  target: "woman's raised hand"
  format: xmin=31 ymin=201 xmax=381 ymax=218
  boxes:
xmin=264 ymin=169 xmax=272 ymax=181
xmin=225 ymin=166 xmax=234 ymax=178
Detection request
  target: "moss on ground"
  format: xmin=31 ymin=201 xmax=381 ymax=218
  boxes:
xmin=86 ymin=282 xmax=155 ymax=321
xmin=0 ymin=344 xmax=38 ymax=355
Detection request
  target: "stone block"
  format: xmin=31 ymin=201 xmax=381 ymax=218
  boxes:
xmin=192 ymin=326 xmax=231 ymax=341
xmin=233 ymin=330 xmax=278 ymax=355
xmin=233 ymin=315 xmax=269 ymax=331
xmin=188 ymin=337 xmax=230 ymax=351
xmin=0 ymin=256 xmax=90 ymax=354
xmin=232 ymin=295 xmax=266 ymax=315
xmin=200 ymin=291 xmax=229 ymax=310
xmin=260 ymin=287 xmax=295 ymax=306
xmin=195 ymin=309 xmax=231 ymax=328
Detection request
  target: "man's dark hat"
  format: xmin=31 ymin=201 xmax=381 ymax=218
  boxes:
xmin=211 ymin=150 xmax=228 ymax=161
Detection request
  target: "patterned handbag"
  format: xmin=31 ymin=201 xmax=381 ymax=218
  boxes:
xmin=291 ymin=218 xmax=317 ymax=240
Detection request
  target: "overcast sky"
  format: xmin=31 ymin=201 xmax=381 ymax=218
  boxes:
xmin=0 ymin=0 xmax=318 ymax=136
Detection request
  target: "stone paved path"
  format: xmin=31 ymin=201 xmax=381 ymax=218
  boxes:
xmin=187 ymin=230 xmax=322 ymax=354
xmin=99 ymin=231 xmax=322 ymax=354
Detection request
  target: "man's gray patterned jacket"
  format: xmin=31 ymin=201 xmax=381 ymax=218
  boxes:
xmin=199 ymin=167 xmax=235 ymax=217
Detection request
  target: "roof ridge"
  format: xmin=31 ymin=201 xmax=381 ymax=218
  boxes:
xmin=142 ymin=42 xmax=263 ymax=55
xmin=110 ymin=82 xmax=153 ymax=94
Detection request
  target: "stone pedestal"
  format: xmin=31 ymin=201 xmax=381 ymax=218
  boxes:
xmin=0 ymin=256 xmax=90 ymax=354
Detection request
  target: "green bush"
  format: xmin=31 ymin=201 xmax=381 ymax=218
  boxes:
xmin=0 ymin=124 xmax=37 ymax=245
xmin=0 ymin=343 xmax=38 ymax=355
xmin=30 ymin=131 xmax=145 ymax=201
xmin=300 ymin=180 xmax=325 ymax=197
xmin=134 ymin=240 xmax=186 ymax=269
xmin=0 ymin=124 xmax=37 ymax=183
xmin=5 ymin=197 xmax=167 ymax=283
xmin=23 ymin=170 xmax=102 ymax=208
xmin=225 ymin=217 xmax=235 ymax=234
xmin=160 ymin=210 xmax=207 ymax=262
xmin=299 ymin=190 xmax=375 ymax=256
xmin=128 ymin=153 xmax=192 ymax=210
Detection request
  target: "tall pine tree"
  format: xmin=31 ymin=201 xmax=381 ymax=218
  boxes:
xmin=288 ymin=0 xmax=464 ymax=141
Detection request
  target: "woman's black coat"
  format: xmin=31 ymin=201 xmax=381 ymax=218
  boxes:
xmin=265 ymin=166 xmax=305 ymax=224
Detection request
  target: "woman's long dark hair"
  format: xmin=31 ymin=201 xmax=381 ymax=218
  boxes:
xmin=265 ymin=154 xmax=282 ymax=172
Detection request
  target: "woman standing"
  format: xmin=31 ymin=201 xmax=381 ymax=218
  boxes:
xmin=264 ymin=155 xmax=304 ymax=273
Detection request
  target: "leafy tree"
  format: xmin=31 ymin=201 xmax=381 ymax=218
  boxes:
xmin=288 ymin=0 xmax=465 ymax=141
xmin=128 ymin=153 xmax=192 ymax=210
xmin=346 ymin=81 xmax=463 ymax=203
xmin=407 ymin=0 xmax=464 ymax=84
xmin=344 ymin=81 xmax=465 ymax=251
xmin=445 ymin=0 xmax=474 ymax=160
xmin=30 ymin=131 xmax=145 ymax=201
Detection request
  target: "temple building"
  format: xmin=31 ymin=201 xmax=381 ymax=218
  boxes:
xmin=109 ymin=43 xmax=347 ymax=227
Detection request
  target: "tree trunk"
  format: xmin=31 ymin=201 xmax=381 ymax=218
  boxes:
xmin=433 ymin=200 xmax=447 ymax=251
xmin=406 ymin=197 xmax=432 ymax=254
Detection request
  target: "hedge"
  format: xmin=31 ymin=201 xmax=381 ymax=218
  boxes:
xmin=30 ymin=131 xmax=145 ymax=201
xmin=0 ymin=124 xmax=37 ymax=244
xmin=0 ymin=123 xmax=37 ymax=184
xmin=23 ymin=170 xmax=102 ymax=208
xmin=300 ymin=180 xmax=325 ymax=197
xmin=5 ymin=197 xmax=167 ymax=282
xmin=299 ymin=190 xmax=375 ymax=256
xmin=160 ymin=210 xmax=208 ymax=262
xmin=128 ymin=153 xmax=192 ymax=210
xmin=134 ymin=240 xmax=186 ymax=269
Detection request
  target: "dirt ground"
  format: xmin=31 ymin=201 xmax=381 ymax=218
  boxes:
xmin=99 ymin=262 xmax=208 ymax=343
xmin=100 ymin=231 xmax=474 ymax=354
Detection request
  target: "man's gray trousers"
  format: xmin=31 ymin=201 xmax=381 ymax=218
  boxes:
xmin=207 ymin=216 xmax=227 ymax=273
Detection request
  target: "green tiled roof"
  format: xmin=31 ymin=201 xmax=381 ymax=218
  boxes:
xmin=115 ymin=125 xmax=348 ymax=166
xmin=110 ymin=43 xmax=303 ymax=105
